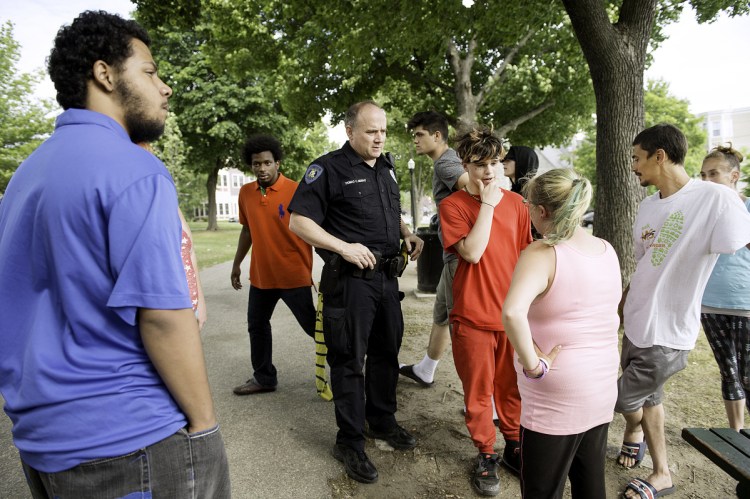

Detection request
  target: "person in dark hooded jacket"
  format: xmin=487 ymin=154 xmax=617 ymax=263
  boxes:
xmin=503 ymin=146 xmax=539 ymax=195
xmin=504 ymin=146 xmax=541 ymax=239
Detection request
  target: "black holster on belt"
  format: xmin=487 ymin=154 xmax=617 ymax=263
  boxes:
xmin=377 ymin=254 xmax=406 ymax=279
xmin=319 ymin=253 xmax=342 ymax=294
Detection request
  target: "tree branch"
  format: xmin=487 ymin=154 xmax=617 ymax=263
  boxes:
xmin=446 ymin=38 xmax=461 ymax=77
xmin=406 ymin=53 xmax=454 ymax=93
xmin=476 ymin=27 xmax=536 ymax=107
xmin=496 ymin=99 xmax=555 ymax=138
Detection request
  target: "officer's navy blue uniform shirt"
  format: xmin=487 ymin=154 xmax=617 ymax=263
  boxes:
xmin=289 ymin=141 xmax=401 ymax=257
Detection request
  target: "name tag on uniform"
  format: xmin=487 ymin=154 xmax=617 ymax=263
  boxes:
xmin=343 ymin=179 xmax=367 ymax=186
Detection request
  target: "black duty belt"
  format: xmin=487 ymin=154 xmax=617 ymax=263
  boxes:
xmin=350 ymin=252 xmax=402 ymax=279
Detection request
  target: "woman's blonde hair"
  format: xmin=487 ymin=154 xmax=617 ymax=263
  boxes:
xmin=704 ymin=142 xmax=744 ymax=172
xmin=523 ymin=168 xmax=592 ymax=246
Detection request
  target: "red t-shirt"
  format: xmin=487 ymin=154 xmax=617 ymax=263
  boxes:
xmin=238 ymin=173 xmax=313 ymax=289
xmin=440 ymin=188 xmax=531 ymax=330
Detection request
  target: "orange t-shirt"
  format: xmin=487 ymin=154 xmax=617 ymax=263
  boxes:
xmin=440 ymin=188 xmax=532 ymax=331
xmin=238 ymin=173 xmax=313 ymax=289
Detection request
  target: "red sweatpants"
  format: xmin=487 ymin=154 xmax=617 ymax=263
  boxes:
xmin=452 ymin=321 xmax=521 ymax=453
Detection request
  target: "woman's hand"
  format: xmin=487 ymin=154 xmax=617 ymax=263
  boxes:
xmin=525 ymin=342 xmax=561 ymax=378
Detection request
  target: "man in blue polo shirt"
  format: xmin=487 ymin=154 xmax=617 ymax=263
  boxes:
xmin=0 ymin=11 xmax=229 ymax=497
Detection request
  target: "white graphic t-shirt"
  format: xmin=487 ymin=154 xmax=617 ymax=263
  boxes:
xmin=624 ymin=179 xmax=750 ymax=350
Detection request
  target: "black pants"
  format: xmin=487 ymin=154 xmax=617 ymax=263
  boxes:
xmin=322 ymin=271 xmax=403 ymax=452
xmin=247 ymin=285 xmax=315 ymax=387
xmin=520 ymin=423 xmax=609 ymax=499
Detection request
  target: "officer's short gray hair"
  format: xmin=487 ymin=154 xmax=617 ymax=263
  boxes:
xmin=344 ymin=100 xmax=382 ymax=129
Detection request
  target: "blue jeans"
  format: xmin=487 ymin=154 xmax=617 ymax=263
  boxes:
xmin=22 ymin=425 xmax=230 ymax=498
xmin=247 ymin=285 xmax=315 ymax=386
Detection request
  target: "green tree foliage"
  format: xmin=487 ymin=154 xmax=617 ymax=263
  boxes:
xmin=0 ymin=22 xmax=54 ymax=193
xmin=574 ymin=79 xmax=707 ymax=191
xmin=135 ymin=15 xmax=333 ymax=229
xmin=135 ymin=0 xmax=595 ymax=148
xmin=151 ymin=114 xmax=207 ymax=216
xmin=734 ymin=149 xmax=750 ymax=198
xmin=282 ymin=120 xmax=337 ymax=183
xmin=644 ymin=79 xmax=707 ymax=176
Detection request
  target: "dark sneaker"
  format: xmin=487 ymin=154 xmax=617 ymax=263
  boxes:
xmin=501 ymin=439 xmax=520 ymax=476
xmin=365 ymin=424 xmax=416 ymax=450
xmin=473 ymin=453 xmax=500 ymax=496
xmin=232 ymin=378 xmax=276 ymax=395
xmin=398 ymin=364 xmax=434 ymax=387
xmin=332 ymin=444 xmax=378 ymax=484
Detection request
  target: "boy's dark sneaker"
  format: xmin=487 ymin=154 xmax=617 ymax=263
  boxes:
xmin=473 ymin=452 xmax=500 ymax=496
xmin=332 ymin=444 xmax=378 ymax=484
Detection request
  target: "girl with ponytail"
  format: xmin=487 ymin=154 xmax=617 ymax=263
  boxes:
xmin=502 ymin=168 xmax=622 ymax=498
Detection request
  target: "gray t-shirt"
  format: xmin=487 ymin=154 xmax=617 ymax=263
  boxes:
xmin=431 ymin=148 xmax=464 ymax=262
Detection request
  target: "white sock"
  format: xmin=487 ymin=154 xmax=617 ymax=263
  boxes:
xmin=414 ymin=354 xmax=439 ymax=382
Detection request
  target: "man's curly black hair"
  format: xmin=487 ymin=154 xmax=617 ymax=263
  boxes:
xmin=47 ymin=11 xmax=150 ymax=110
xmin=242 ymin=134 xmax=284 ymax=164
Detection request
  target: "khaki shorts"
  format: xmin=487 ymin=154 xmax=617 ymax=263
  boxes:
xmin=432 ymin=259 xmax=458 ymax=325
xmin=614 ymin=334 xmax=689 ymax=414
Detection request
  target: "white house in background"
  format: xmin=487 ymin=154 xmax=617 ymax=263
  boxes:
xmin=699 ymin=107 xmax=750 ymax=153
xmin=536 ymin=141 xmax=580 ymax=174
xmin=193 ymin=167 xmax=254 ymax=221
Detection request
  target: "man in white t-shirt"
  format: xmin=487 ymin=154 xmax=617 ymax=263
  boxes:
xmin=617 ymin=123 xmax=750 ymax=499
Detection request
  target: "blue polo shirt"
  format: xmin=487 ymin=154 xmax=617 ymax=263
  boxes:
xmin=0 ymin=109 xmax=191 ymax=472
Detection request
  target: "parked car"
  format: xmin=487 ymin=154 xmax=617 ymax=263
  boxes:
xmin=582 ymin=211 xmax=594 ymax=228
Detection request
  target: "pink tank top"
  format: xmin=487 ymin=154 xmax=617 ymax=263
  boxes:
xmin=181 ymin=230 xmax=199 ymax=311
xmin=516 ymin=240 xmax=621 ymax=435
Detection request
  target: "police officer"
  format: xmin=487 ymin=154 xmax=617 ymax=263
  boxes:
xmin=289 ymin=101 xmax=424 ymax=484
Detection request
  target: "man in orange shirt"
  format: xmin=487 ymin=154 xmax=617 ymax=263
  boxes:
xmin=231 ymin=134 xmax=315 ymax=395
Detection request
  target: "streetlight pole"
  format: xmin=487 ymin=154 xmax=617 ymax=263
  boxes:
xmin=408 ymin=158 xmax=417 ymax=230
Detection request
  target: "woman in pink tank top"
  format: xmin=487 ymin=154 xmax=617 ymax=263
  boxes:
xmin=502 ymin=168 xmax=622 ymax=499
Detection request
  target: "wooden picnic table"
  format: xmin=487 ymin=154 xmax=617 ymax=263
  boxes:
xmin=682 ymin=427 xmax=750 ymax=498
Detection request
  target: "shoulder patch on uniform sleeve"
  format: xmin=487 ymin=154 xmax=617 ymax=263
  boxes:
xmin=304 ymin=164 xmax=324 ymax=184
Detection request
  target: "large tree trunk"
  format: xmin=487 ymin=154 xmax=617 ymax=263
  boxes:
xmin=563 ymin=0 xmax=657 ymax=285
xmin=205 ymin=159 xmax=221 ymax=231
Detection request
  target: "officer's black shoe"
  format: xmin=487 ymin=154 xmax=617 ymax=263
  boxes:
xmin=365 ymin=424 xmax=417 ymax=450
xmin=332 ymin=444 xmax=378 ymax=484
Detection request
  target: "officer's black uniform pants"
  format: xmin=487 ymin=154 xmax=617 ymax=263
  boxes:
xmin=322 ymin=270 xmax=403 ymax=452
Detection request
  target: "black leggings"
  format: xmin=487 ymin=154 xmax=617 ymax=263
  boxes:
xmin=701 ymin=313 xmax=750 ymax=405
xmin=520 ymin=423 xmax=608 ymax=499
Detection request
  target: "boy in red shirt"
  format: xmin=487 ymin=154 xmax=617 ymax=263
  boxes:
xmin=439 ymin=126 xmax=532 ymax=496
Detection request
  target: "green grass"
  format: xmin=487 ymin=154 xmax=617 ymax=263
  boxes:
xmin=188 ymin=221 xmax=242 ymax=269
